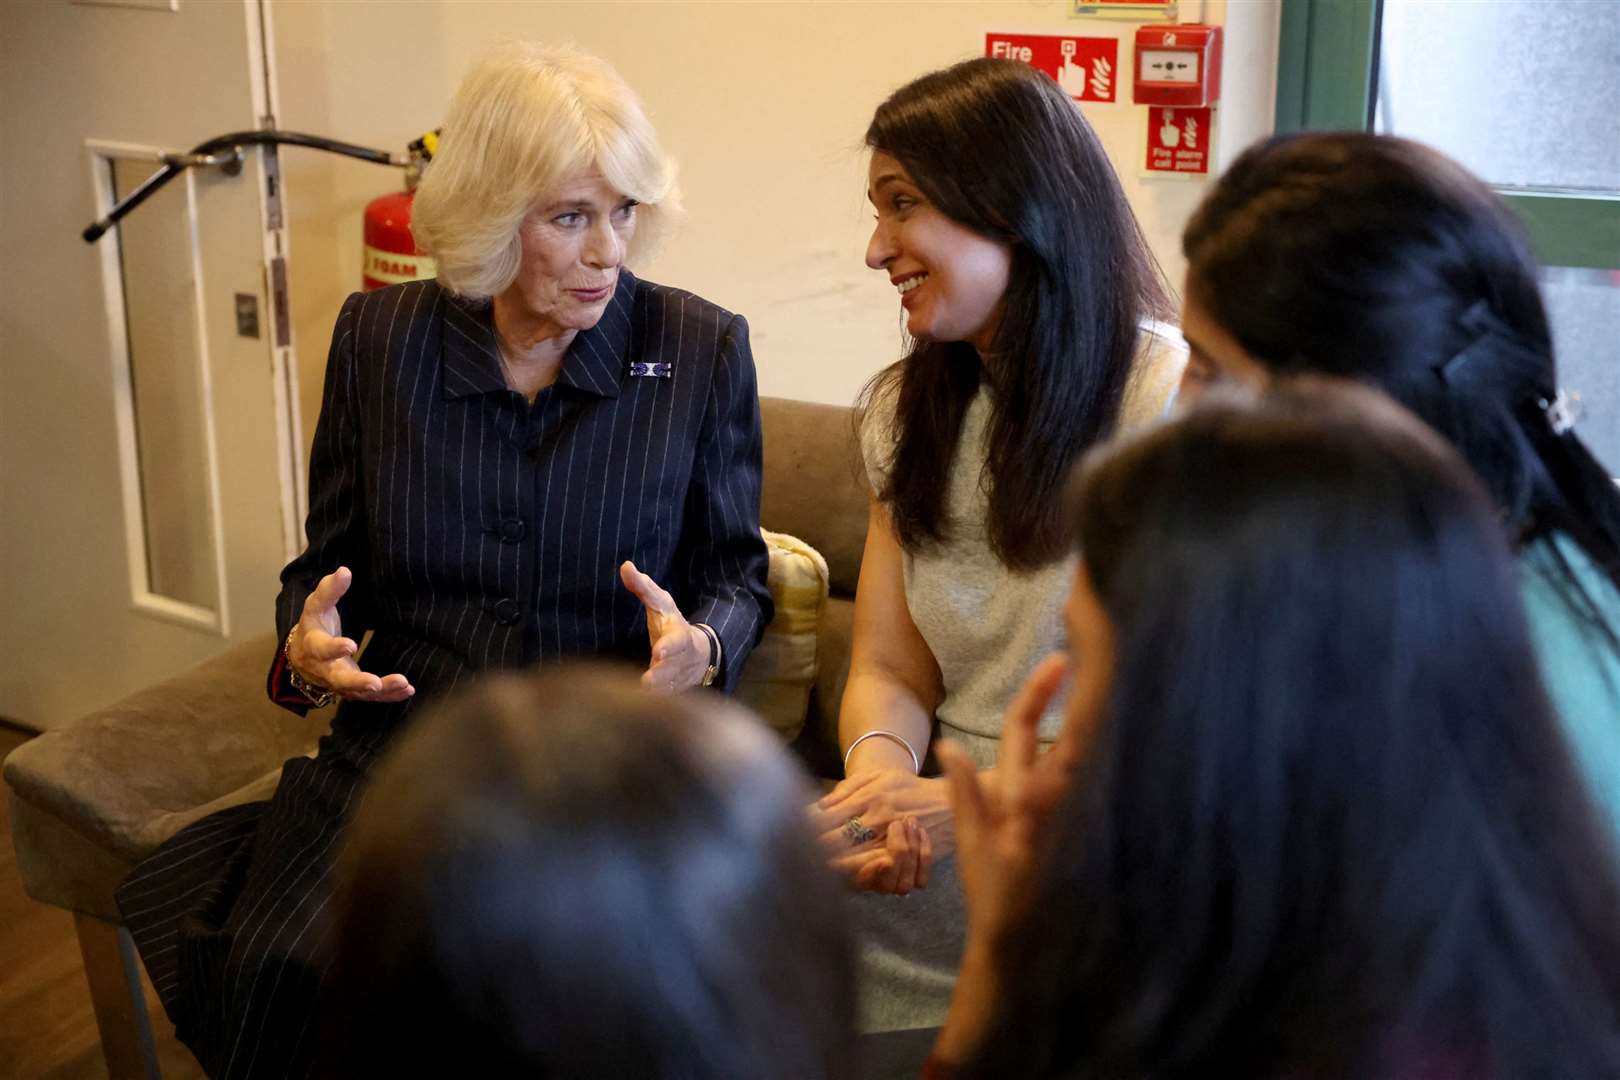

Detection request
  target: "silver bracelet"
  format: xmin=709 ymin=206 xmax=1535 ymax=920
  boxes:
xmin=843 ymin=729 xmax=920 ymax=775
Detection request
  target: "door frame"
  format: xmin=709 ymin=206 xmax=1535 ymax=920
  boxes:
xmin=247 ymin=0 xmax=308 ymax=558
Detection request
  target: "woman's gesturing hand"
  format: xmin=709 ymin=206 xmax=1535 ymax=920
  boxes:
xmin=815 ymin=769 xmax=952 ymax=896
xmin=620 ymin=560 xmax=710 ymax=693
xmin=937 ymin=653 xmax=1076 ymax=945
xmin=286 ymin=566 xmax=414 ymax=703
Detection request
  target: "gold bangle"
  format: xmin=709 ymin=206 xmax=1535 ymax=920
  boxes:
xmin=283 ymin=628 xmax=337 ymax=708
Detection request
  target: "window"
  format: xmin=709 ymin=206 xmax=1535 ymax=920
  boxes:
xmin=1277 ymin=0 xmax=1620 ymax=471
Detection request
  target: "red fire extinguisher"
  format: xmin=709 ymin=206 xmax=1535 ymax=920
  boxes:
xmin=362 ymin=131 xmax=438 ymax=291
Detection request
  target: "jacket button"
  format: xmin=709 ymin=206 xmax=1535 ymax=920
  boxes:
xmin=493 ymin=598 xmax=521 ymax=625
xmin=499 ymin=518 xmax=525 ymax=542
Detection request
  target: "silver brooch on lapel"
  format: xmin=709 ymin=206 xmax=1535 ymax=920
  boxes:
xmin=630 ymin=361 xmax=672 ymax=378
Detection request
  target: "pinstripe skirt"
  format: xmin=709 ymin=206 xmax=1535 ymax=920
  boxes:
xmin=116 ymin=713 xmax=395 ymax=1080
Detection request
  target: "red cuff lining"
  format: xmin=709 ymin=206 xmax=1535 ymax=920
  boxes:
xmin=267 ymin=648 xmax=307 ymax=706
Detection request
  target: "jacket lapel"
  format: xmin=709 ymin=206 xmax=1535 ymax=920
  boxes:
xmin=437 ymin=270 xmax=640 ymax=400
xmin=439 ymin=292 xmax=507 ymax=400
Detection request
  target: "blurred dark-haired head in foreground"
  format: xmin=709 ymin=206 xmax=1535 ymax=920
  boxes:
xmin=953 ymin=379 xmax=1620 ymax=1080
xmin=320 ymin=668 xmax=853 ymax=1080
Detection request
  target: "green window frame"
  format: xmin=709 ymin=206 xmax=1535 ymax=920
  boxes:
xmin=1273 ymin=0 xmax=1620 ymax=271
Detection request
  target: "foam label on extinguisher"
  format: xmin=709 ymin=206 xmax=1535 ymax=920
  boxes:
xmin=363 ymin=245 xmax=438 ymax=287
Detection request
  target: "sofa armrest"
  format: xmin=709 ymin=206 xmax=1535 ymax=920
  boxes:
xmin=2 ymin=633 xmax=332 ymax=865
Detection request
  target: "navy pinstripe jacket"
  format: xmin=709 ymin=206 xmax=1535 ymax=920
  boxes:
xmin=268 ymin=272 xmax=773 ymax=719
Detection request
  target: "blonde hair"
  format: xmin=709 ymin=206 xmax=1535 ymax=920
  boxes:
xmin=412 ymin=43 xmax=679 ymax=300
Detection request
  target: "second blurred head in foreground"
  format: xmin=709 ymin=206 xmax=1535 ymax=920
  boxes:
xmin=321 ymin=669 xmax=852 ymax=1080
xmin=939 ymin=380 xmax=1620 ymax=1080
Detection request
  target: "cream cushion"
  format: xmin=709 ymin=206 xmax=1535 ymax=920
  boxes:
xmin=734 ymin=529 xmax=829 ymax=742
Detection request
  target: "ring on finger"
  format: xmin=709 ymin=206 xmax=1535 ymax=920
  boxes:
xmin=843 ymin=816 xmax=878 ymax=847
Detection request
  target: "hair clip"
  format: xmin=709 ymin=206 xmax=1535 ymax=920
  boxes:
xmin=1436 ymin=300 xmax=1493 ymax=384
xmin=1538 ymin=389 xmax=1580 ymax=436
xmin=1456 ymin=298 xmax=1494 ymax=335
xmin=1438 ymin=341 xmax=1482 ymax=384
xmin=1437 ymin=299 xmax=1548 ymax=388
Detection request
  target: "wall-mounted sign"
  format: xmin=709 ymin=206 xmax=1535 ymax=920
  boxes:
xmin=1143 ymin=106 xmax=1212 ymax=177
xmin=1073 ymin=0 xmax=1176 ymax=21
xmin=985 ymin=33 xmax=1119 ymax=104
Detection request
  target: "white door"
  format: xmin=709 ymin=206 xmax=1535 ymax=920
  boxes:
xmin=0 ymin=0 xmax=302 ymax=730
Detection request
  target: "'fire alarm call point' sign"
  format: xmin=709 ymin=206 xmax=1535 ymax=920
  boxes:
xmin=1144 ymin=106 xmax=1211 ymax=176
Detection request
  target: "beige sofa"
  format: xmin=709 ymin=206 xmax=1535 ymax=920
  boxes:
xmin=3 ymin=395 xmax=869 ymax=1079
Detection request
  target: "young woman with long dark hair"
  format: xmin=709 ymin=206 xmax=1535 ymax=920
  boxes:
xmin=1176 ymin=133 xmax=1620 ymax=832
xmin=934 ymin=381 xmax=1620 ymax=1079
xmin=814 ymin=57 xmax=1183 ymax=1031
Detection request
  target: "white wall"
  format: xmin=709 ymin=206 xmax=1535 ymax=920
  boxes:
xmin=272 ymin=0 xmax=1279 ymax=441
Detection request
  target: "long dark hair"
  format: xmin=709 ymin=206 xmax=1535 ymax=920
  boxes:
xmin=860 ymin=58 xmax=1169 ymax=570
xmin=1182 ymin=132 xmax=1620 ymax=612
xmin=319 ymin=669 xmax=853 ymax=1080
xmin=971 ymin=381 xmax=1620 ymax=1079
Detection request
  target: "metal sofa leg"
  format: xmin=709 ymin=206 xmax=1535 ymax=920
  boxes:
xmin=74 ymin=913 xmax=161 ymax=1080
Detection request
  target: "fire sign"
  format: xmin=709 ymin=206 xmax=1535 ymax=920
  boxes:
xmin=986 ymin=33 xmax=1119 ymax=104
xmin=1143 ymin=106 xmax=1211 ymax=176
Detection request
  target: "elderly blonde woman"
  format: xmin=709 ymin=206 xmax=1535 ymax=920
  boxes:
xmin=114 ymin=44 xmax=772 ymax=1080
